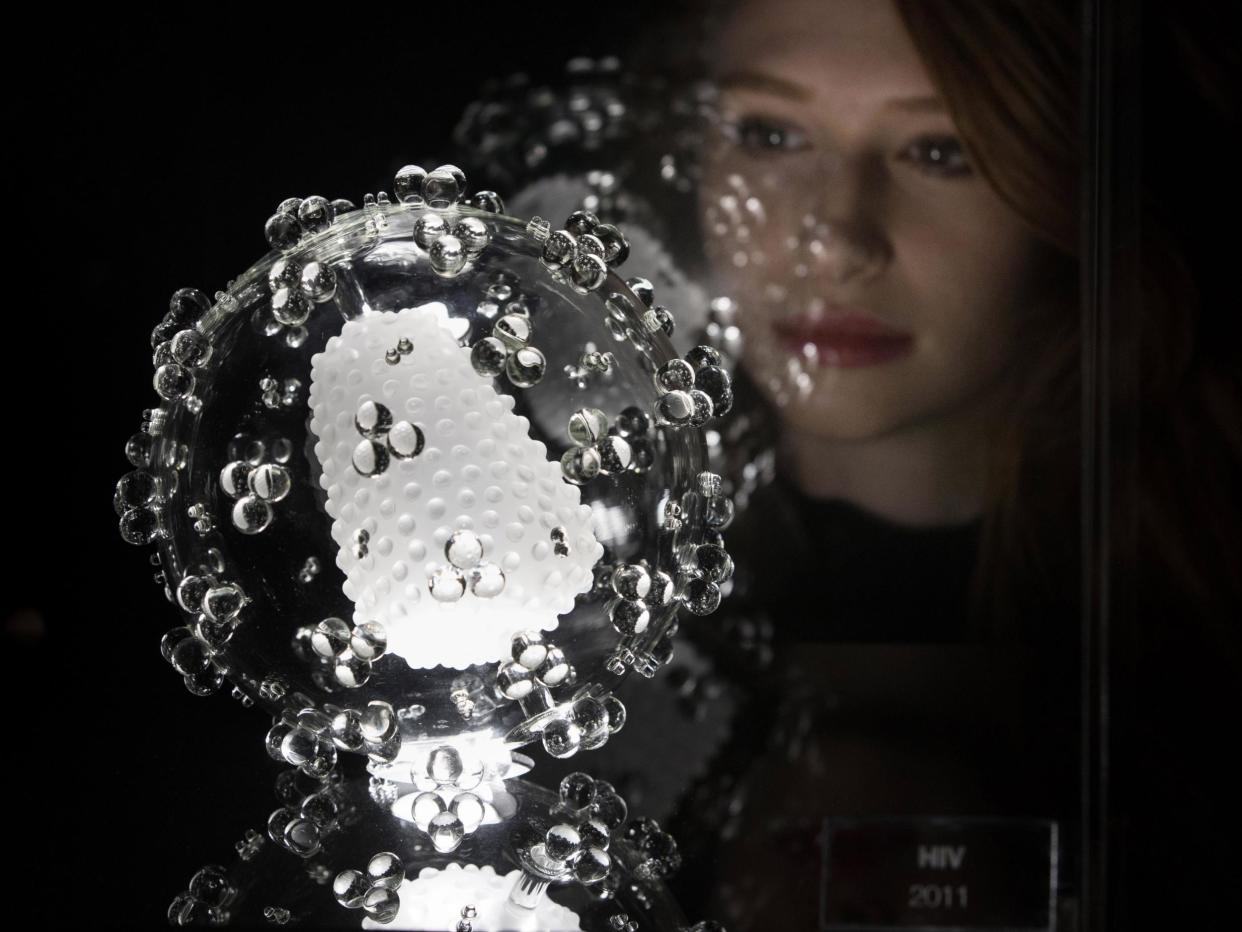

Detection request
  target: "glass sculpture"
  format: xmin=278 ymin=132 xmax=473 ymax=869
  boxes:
xmin=115 ymin=163 xmax=736 ymax=784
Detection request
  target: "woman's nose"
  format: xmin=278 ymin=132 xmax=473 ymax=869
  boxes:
xmin=807 ymin=153 xmax=893 ymax=285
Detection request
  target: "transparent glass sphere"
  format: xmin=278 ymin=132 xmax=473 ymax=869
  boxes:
xmin=117 ymin=179 xmax=735 ymax=774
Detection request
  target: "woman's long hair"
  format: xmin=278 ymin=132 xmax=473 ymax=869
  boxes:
xmin=895 ymin=0 xmax=1241 ymax=655
xmin=893 ymin=0 xmax=1085 ymax=638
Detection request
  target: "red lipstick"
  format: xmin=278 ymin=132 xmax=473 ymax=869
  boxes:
xmin=773 ymin=311 xmax=913 ymax=367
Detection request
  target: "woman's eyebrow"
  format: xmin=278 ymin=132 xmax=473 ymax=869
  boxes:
xmin=717 ymin=69 xmax=814 ymax=102
xmin=717 ymin=72 xmax=945 ymax=116
xmin=885 ymin=95 xmax=945 ymax=113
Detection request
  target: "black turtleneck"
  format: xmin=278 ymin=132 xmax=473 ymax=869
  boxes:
xmin=727 ymin=474 xmax=982 ymax=645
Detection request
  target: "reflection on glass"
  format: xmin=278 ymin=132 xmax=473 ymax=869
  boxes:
xmin=166 ymin=762 xmax=709 ymax=930
xmin=685 ymin=2 xmax=1082 ymax=928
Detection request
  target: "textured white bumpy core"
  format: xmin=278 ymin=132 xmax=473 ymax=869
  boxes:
xmin=360 ymin=863 xmax=583 ymax=931
xmin=309 ymin=303 xmax=603 ymax=669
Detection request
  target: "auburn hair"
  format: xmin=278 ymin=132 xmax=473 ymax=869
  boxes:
xmin=894 ymin=0 xmax=1241 ymax=654
xmin=889 ymin=0 xmax=1084 ymax=637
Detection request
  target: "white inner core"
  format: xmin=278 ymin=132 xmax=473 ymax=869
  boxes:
xmin=309 ymin=303 xmax=602 ymax=669
xmin=360 ymin=863 xmax=583 ymax=931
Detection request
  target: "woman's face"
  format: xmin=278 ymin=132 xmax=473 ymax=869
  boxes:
xmin=700 ymin=0 xmax=1050 ymax=441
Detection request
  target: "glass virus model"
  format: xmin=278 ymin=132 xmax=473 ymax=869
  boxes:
xmin=115 ymin=163 xmax=736 ymax=782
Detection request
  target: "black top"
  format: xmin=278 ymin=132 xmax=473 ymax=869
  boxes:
xmin=662 ymin=475 xmax=1084 ymax=928
xmin=726 ymin=474 xmax=982 ymax=644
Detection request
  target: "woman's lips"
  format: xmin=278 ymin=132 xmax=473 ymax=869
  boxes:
xmin=773 ymin=311 xmax=914 ymax=367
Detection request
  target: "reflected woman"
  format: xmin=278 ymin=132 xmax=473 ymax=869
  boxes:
xmin=669 ymin=0 xmax=1239 ymax=928
xmin=698 ymin=0 xmax=1079 ymax=641
xmin=663 ymin=5 xmax=1086 ymax=924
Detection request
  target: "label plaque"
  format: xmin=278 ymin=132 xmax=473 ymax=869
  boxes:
xmin=820 ymin=817 xmax=1057 ymax=931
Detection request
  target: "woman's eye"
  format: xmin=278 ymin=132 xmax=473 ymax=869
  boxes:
xmin=898 ymin=135 xmax=973 ymax=177
xmin=731 ymin=115 xmax=810 ymax=153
